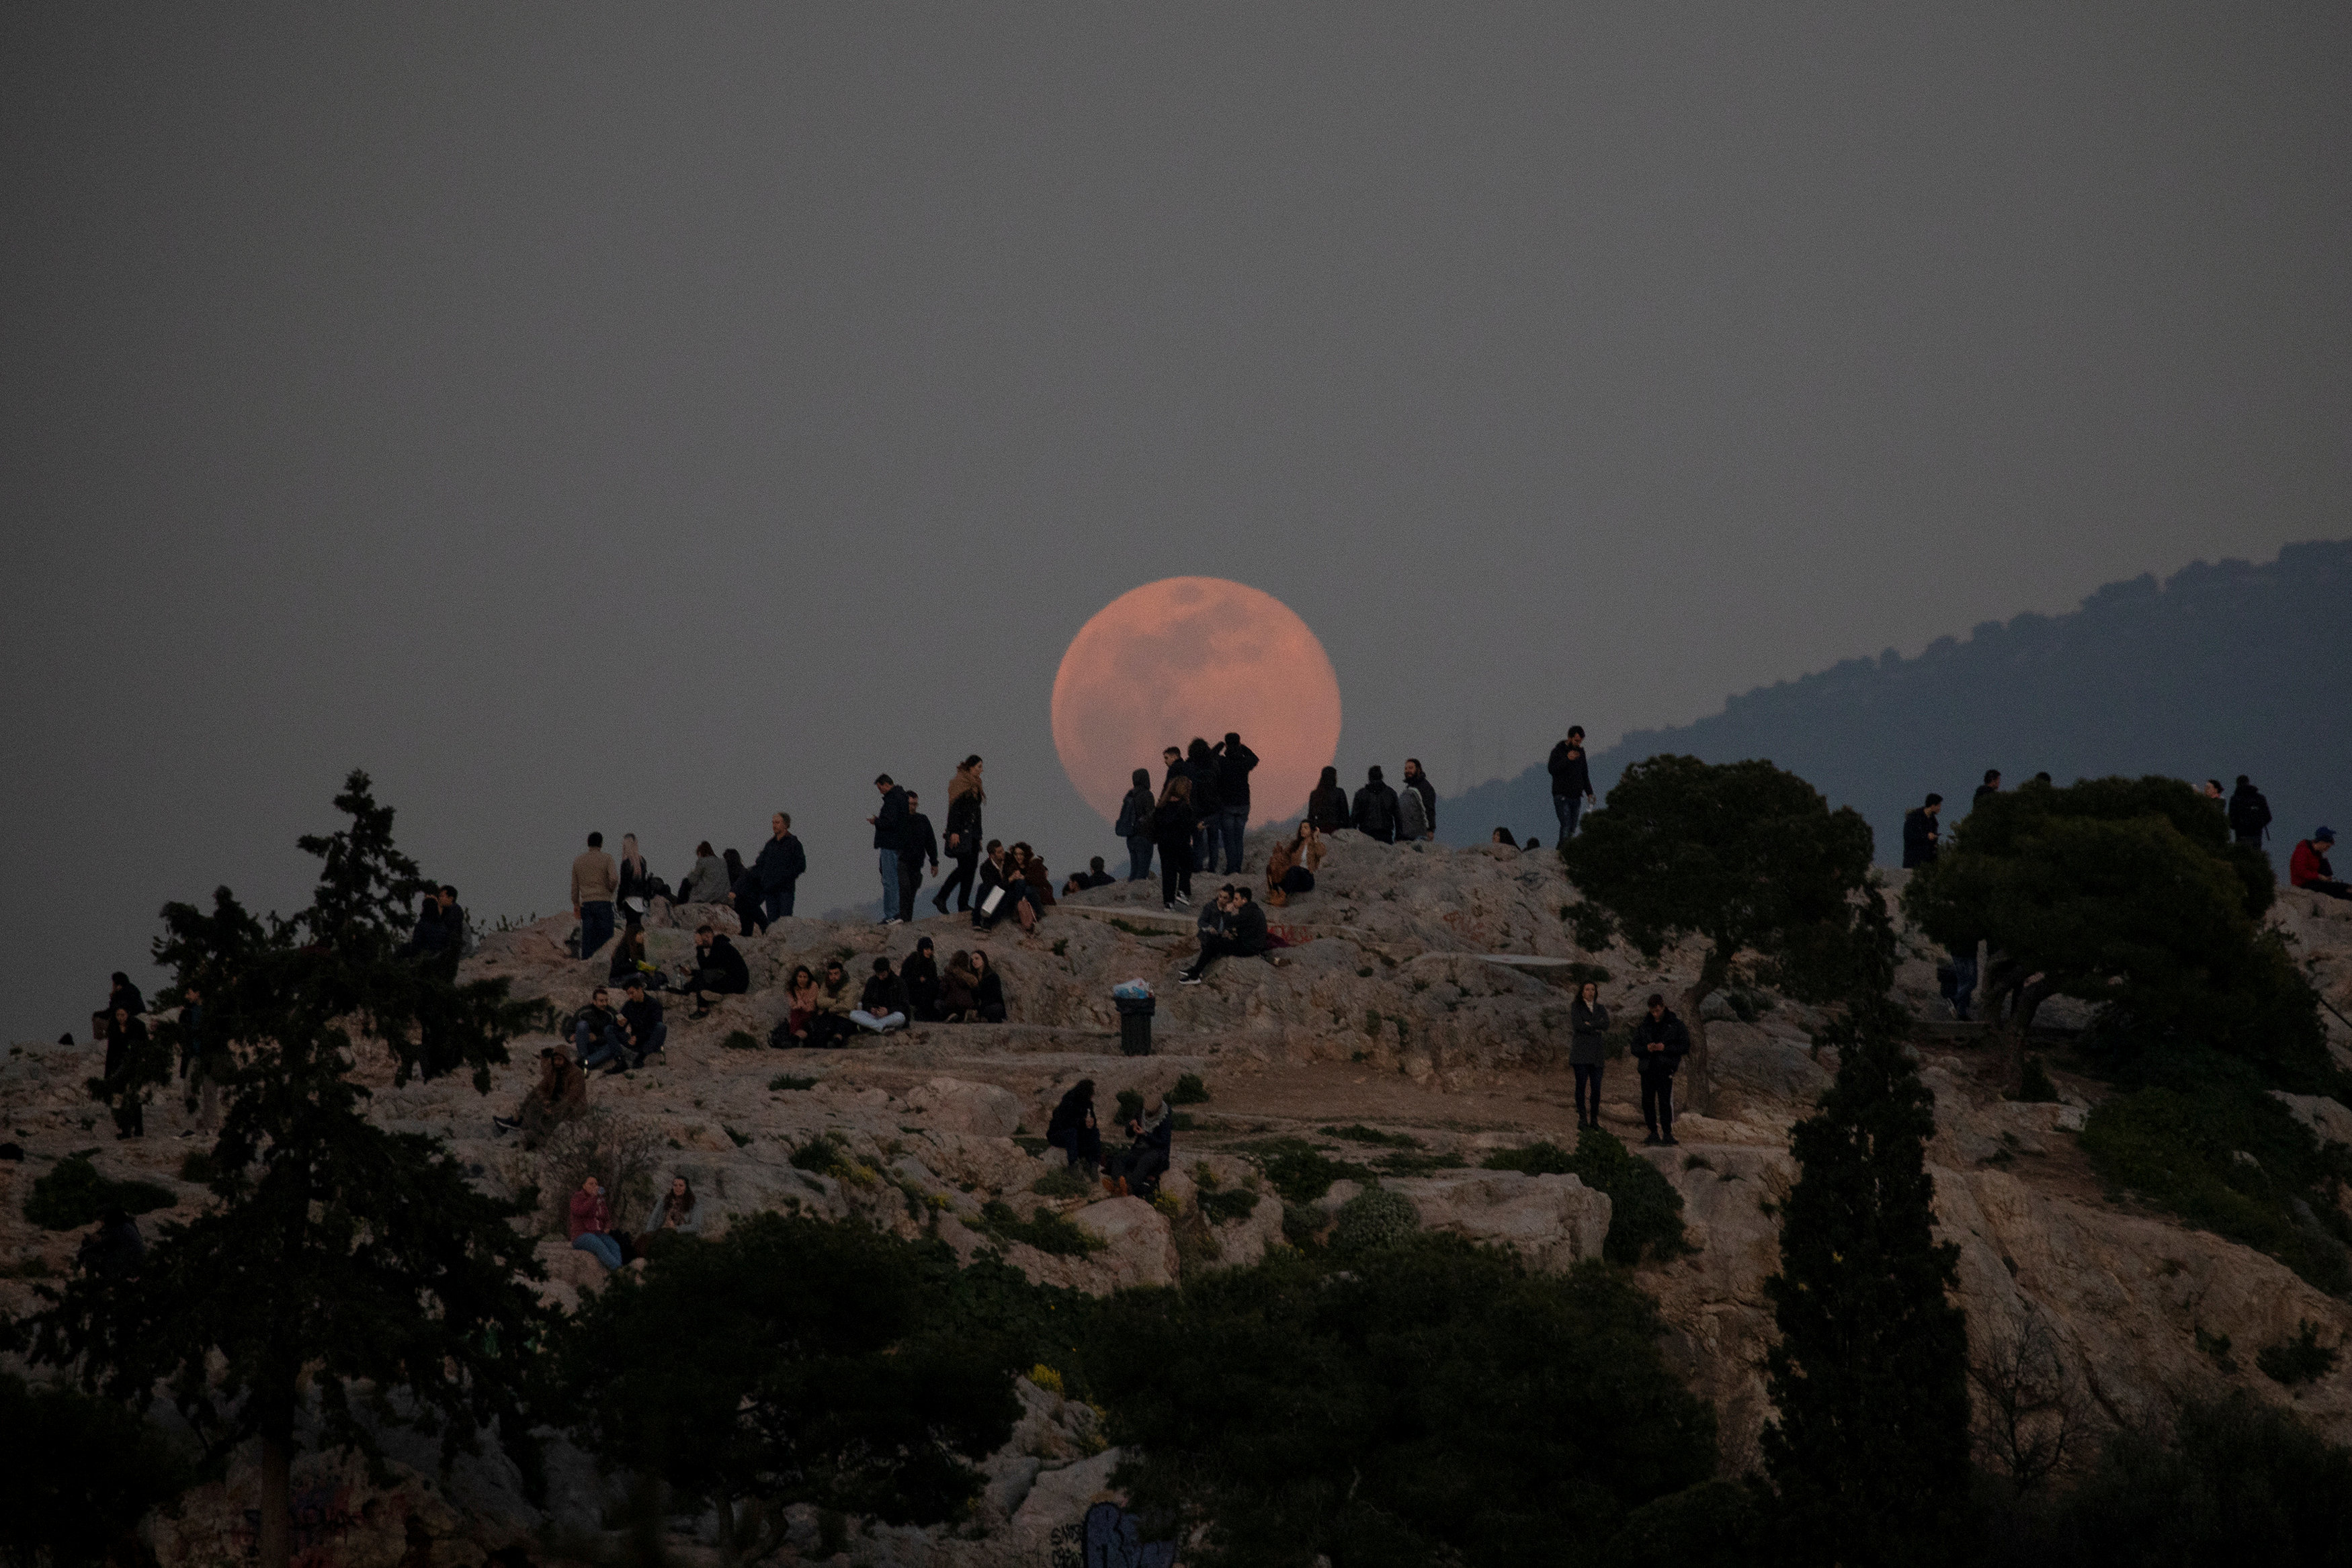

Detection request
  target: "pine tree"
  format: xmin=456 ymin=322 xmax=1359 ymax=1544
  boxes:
xmin=1761 ymin=1002 xmax=1972 ymax=1565
xmin=28 ymin=773 xmax=552 ymax=1568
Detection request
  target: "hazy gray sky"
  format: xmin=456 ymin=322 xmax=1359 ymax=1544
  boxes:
xmin=6 ymin=5 xmax=2348 ymax=1039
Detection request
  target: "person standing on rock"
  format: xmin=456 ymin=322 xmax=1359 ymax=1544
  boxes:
xmin=1212 ymin=732 xmax=1259 ymax=874
xmin=1547 ymin=726 xmax=1597 ymax=842
xmin=1568 ymin=982 xmax=1610 ymax=1130
xmin=1116 ymin=768 xmax=1158 ymax=883
xmin=2229 ymin=775 xmax=2273 ymax=846
xmin=572 ymin=832 xmax=620 ymax=960
xmin=1401 ymin=758 xmax=1437 ymax=842
xmin=1153 ymin=777 xmax=1200 ymax=911
xmin=97 ymin=1002 xmax=155 ymax=1139
xmin=935 ymin=757 xmax=986 ymax=915
xmin=1901 ymin=794 xmax=1943 ymax=869
xmin=1306 ymin=766 xmax=1350 ymax=834
xmin=1397 ymin=765 xmax=1432 ymax=842
xmin=1631 ymin=993 xmax=1690 ymax=1147
xmin=869 ymin=775 xmax=910 ymax=925
xmin=753 ymin=813 xmax=806 ymax=924
xmin=1351 ymin=766 xmax=1401 ymax=844
xmin=108 ymin=971 xmax=145 ymax=1018
xmin=726 ymin=848 xmax=767 ymax=937
xmin=1185 ymin=738 xmax=1224 ymax=873
xmin=616 ymin=834 xmax=655 ymax=914
xmin=896 ymin=790 xmax=941 ymax=923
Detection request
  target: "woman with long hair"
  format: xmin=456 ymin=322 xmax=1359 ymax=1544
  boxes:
xmin=970 ymin=949 xmax=1007 ymax=1022
xmin=935 ymin=756 xmax=986 ymax=914
xmin=1265 ymin=820 xmax=1325 ymax=906
xmin=1306 ymin=766 xmax=1349 ymax=834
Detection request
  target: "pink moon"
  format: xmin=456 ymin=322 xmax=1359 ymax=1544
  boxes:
xmin=1052 ymin=578 xmax=1343 ymax=828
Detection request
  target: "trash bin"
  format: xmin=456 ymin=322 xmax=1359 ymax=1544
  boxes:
xmin=1115 ymin=994 xmax=1156 ymax=1056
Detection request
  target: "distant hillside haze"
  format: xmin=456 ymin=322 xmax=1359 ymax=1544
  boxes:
xmin=1439 ymin=540 xmax=2352 ymax=869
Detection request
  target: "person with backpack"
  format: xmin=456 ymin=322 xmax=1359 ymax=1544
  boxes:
xmin=1547 ymin=726 xmax=1597 ymax=842
xmin=1153 ymin=777 xmax=1200 ymax=910
xmin=935 ymin=757 xmax=986 ymax=914
xmin=2229 ymin=776 xmax=2273 ymax=846
xmin=2290 ymin=828 xmax=2350 ymax=901
xmin=1212 ymin=732 xmax=1259 ymax=874
xmin=904 ymin=937 xmax=944 ymax=1021
xmin=1631 ymin=993 xmax=1691 ymax=1147
xmin=1116 ymin=768 xmax=1158 ymax=881
xmin=1351 ymin=766 xmax=1401 ymax=844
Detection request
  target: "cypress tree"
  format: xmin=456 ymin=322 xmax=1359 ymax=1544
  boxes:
xmin=1761 ymin=1003 xmax=1971 ymax=1565
xmin=27 ymin=773 xmax=551 ymax=1568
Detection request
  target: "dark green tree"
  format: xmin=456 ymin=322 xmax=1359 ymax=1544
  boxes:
xmin=1901 ymin=775 xmax=2322 ymax=1091
xmin=559 ymin=1214 xmax=1034 ymax=1563
xmin=1761 ymin=1002 xmax=1970 ymax=1567
xmin=26 ymin=772 xmax=551 ymax=1568
xmin=1087 ymin=1235 xmax=1718 ymax=1567
xmin=0 ymin=1373 xmax=190 ymax=1568
xmin=1561 ymin=755 xmax=1895 ymax=1110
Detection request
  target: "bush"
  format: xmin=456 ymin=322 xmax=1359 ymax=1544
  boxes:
xmin=0 ymin=1373 xmax=190 ymax=1568
xmin=2079 ymin=1084 xmax=2352 ymax=1293
xmin=2257 ymin=1321 xmax=2339 ymax=1387
xmin=1243 ymin=1139 xmax=1371 ymax=1205
xmin=790 ymin=1133 xmax=849 ymax=1173
xmin=1484 ymin=1129 xmax=1691 ymax=1264
xmin=1331 ymin=1185 xmax=1419 ymax=1254
xmin=1280 ymin=1202 xmax=1325 ymax=1248
xmin=22 ymin=1155 xmax=174 ymax=1232
xmin=177 ymin=1149 xmax=222 ymax=1185
xmin=768 ymin=1074 xmax=818 ymax=1092
xmin=1032 ymin=1166 xmax=1096 ymax=1201
xmin=1169 ymin=1073 xmax=1211 ymax=1104
xmin=721 ymin=1030 xmax=760 ymax=1051
xmin=1198 ymin=1188 xmax=1260 ymax=1226
xmin=978 ymin=1201 xmax=1099 ymax=1258
xmin=1319 ymin=1123 xmax=1421 ymax=1148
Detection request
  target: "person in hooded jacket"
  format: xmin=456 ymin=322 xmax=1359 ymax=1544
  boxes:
xmin=1153 ymin=777 xmax=1200 ymax=910
xmin=1568 ymin=982 xmax=1609 ymax=1129
xmin=935 ymin=757 xmax=986 ymax=914
xmin=108 ymin=973 xmax=145 ymax=1019
xmin=2229 ymin=776 xmax=2273 ymax=846
xmin=1211 ymin=732 xmax=1259 ymax=874
xmin=1047 ymin=1078 xmax=1103 ymax=1174
xmin=1351 ymin=767 xmax=1402 ymax=844
xmin=1400 ymin=759 xmax=1437 ymax=842
xmin=903 ymin=937 xmax=944 ymax=1020
xmin=1115 ymin=768 xmax=1159 ymax=882
xmin=1307 ymin=767 xmax=1350 ymax=834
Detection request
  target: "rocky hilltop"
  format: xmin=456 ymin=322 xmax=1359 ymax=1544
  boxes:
xmin=5 ymin=828 xmax=2351 ymax=1565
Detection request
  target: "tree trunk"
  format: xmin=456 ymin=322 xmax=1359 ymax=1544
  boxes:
xmin=259 ymin=1429 xmax=292 ymax=1568
xmin=1681 ymin=982 xmax=1712 ymax=1117
xmin=2005 ymin=977 xmax=2060 ymax=1092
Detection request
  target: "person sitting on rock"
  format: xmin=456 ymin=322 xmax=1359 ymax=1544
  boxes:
xmin=973 ymin=840 xmax=1038 ymax=934
xmin=680 ymin=841 xmax=730 ymax=905
xmin=569 ymin=1176 xmax=624 ymax=1271
xmin=678 ymin=923 xmax=751 ymax=1018
xmin=1631 ymin=993 xmax=1691 ymax=1147
xmin=1194 ymin=884 xmax=1234 ymax=949
xmin=1064 ymin=856 xmax=1117 ymax=895
xmin=636 ymin=1174 xmax=703 ymax=1258
xmin=1105 ymin=1098 xmax=1175 ymax=1201
xmin=1265 ymin=822 xmax=1324 ymax=908
xmin=1351 ymin=765 xmax=1401 ymax=844
xmin=76 ymin=1208 xmax=144 ymax=1280
xmin=773 ymin=964 xmax=821 ymax=1046
xmin=902 ymin=937 xmax=943 ymax=1021
xmin=495 ymin=1047 xmax=587 ymax=1147
xmin=970 ymin=949 xmax=1008 ymax=1022
xmin=939 ymin=951 xmax=979 ymax=1020
xmin=1011 ymin=842 xmax=1056 ymax=919
xmin=809 ymin=959 xmax=858 ymax=1047
xmin=572 ymin=987 xmax=618 ymax=1065
xmin=1047 ymin=1078 xmax=1103 ymax=1174
xmin=585 ymin=977 xmax=664 ymax=1074
xmin=607 ymin=919 xmax=653 ymax=986
xmin=2291 ymin=827 xmax=2351 ymax=901
xmin=851 ymin=957 xmax=911 ymax=1034
xmin=1179 ymin=886 xmax=1269 ymax=986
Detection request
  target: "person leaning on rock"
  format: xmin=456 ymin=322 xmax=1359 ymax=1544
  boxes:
xmin=1631 ymin=993 xmax=1690 ymax=1148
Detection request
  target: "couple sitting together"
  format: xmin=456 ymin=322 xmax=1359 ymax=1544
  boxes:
xmin=1045 ymin=1078 xmax=1175 ymax=1200
xmin=568 ymin=1172 xmax=702 ymax=1272
xmin=1181 ymin=883 xmax=1285 ymax=985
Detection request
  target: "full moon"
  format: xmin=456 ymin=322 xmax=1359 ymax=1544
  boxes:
xmin=1052 ymin=578 xmax=1343 ymax=828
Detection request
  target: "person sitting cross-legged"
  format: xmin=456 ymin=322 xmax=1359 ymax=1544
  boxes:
xmin=850 ymin=956 xmax=911 ymax=1035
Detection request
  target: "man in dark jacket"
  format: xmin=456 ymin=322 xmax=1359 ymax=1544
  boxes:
xmin=1630 ymin=994 xmax=1691 ymax=1146
xmin=1115 ymin=769 xmax=1158 ymax=882
xmin=1180 ymin=887 xmax=1271 ymax=984
xmin=869 ymin=775 xmax=909 ymax=924
xmin=896 ymin=791 xmax=941 ymax=922
xmin=1901 ymin=795 xmax=1943 ymax=869
xmin=1973 ymin=769 xmax=2001 ymax=805
xmin=2229 ymin=776 xmax=2273 ymax=846
xmin=1212 ymin=732 xmax=1259 ymax=875
xmin=1548 ymin=727 xmax=1596 ymax=842
xmin=587 ymin=977 xmax=664 ymax=1073
xmin=754 ymin=813 xmax=807 ymax=922
xmin=681 ymin=924 xmax=751 ymax=1016
xmin=1351 ymin=766 xmax=1401 ymax=844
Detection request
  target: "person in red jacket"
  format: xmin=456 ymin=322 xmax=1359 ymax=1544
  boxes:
xmin=569 ymin=1176 xmax=624 ymax=1270
xmin=2290 ymin=828 xmax=2349 ymax=901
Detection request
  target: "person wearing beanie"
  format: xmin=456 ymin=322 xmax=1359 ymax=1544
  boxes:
xmin=2290 ymin=828 xmax=2349 ymax=901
